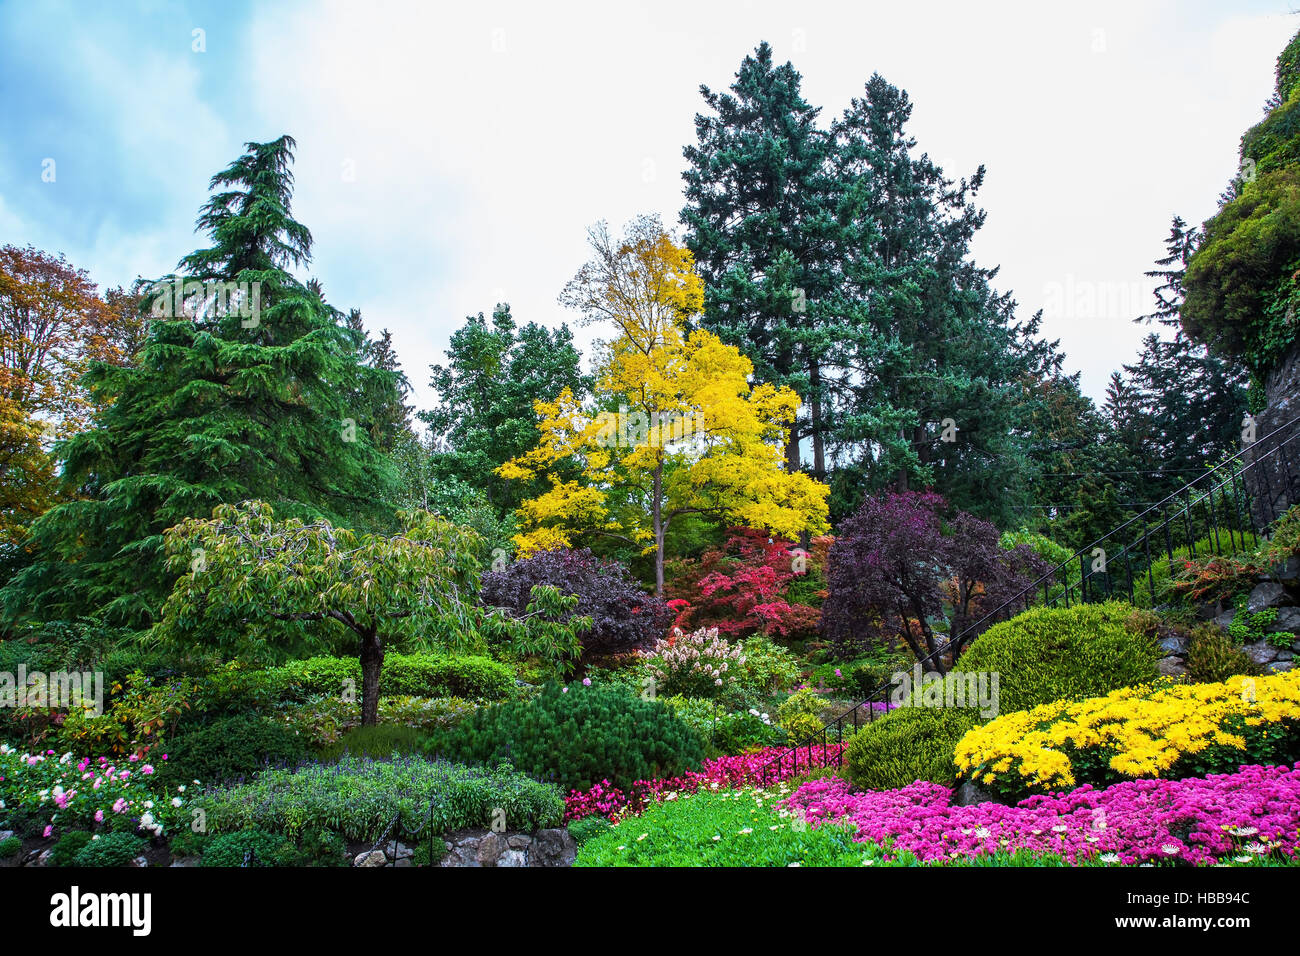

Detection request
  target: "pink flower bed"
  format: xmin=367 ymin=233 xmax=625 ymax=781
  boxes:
xmin=782 ymin=763 xmax=1300 ymax=865
xmin=565 ymin=744 xmax=846 ymax=821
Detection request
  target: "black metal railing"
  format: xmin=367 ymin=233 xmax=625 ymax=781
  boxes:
xmin=757 ymin=414 xmax=1300 ymax=784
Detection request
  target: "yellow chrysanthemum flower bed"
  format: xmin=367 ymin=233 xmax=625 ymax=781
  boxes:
xmin=953 ymin=669 xmax=1300 ymax=795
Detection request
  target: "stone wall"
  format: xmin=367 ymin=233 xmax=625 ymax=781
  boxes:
xmin=352 ymin=827 xmax=576 ymax=868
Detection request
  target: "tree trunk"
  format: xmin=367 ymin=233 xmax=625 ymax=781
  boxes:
xmin=652 ymin=462 xmax=665 ymax=597
xmin=786 ymin=420 xmax=801 ymax=473
xmin=809 ymin=362 xmax=825 ymax=481
xmin=359 ymin=630 xmax=385 ymax=726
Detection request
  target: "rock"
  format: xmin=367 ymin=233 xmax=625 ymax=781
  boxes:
xmin=1267 ymin=660 xmax=1294 ymax=673
xmin=1267 ymin=556 xmax=1300 ymax=585
xmin=497 ymin=849 xmax=528 ymax=867
xmin=1245 ymin=341 xmax=1300 ymax=526
xmin=1243 ymin=641 xmax=1280 ymax=666
xmin=354 ymin=850 xmax=387 ymax=868
xmin=477 ymin=833 xmax=509 ymax=866
xmin=384 ymin=841 xmax=413 ymax=860
xmin=28 ymin=849 xmax=52 ymax=867
xmin=1156 ymin=657 xmax=1188 ymax=678
xmin=1214 ymin=610 xmax=1236 ymax=631
xmin=1267 ymin=607 xmax=1300 ymax=633
xmin=168 ymin=856 xmax=201 ymax=868
xmin=953 ymin=779 xmax=1001 ymax=806
xmin=528 ymin=828 xmax=577 ymax=867
xmin=0 ymin=830 xmax=12 ymax=843
xmin=393 ymin=858 xmax=413 ymax=868
xmin=1247 ymin=582 xmax=1288 ymax=614
xmin=506 ymin=834 xmax=532 ymax=849
xmin=1157 ymin=635 xmax=1188 ymax=655
xmin=130 ymin=856 xmax=149 ymax=867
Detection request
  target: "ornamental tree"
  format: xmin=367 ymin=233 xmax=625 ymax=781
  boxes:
xmin=820 ymin=491 xmax=1048 ymax=668
xmin=481 ymin=548 xmax=673 ymax=661
xmin=1 ymin=136 xmax=399 ymax=628
xmin=155 ymin=500 xmax=588 ymax=724
xmin=499 ymin=216 xmax=830 ymax=595
xmin=665 ymin=527 xmax=825 ymax=640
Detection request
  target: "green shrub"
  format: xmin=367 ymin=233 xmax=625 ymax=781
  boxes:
xmin=197 ymin=757 xmax=563 ymax=842
xmin=1186 ymin=625 xmax=1263 ymax=683
xmin=425 ymin=682 xmax=704 ymax=792
xmin=167 ymin=828 xmax=211 ymax=860
xmin=267 ymin=653 xmax=513 ymax=703
xmin=957 ymin=602 xmax=1162 ymax=714
xmin=0 ymin=835 xmax=22 ymax=859
xmin=843 ymin=603 xmax=1163 ymax=791
xmin=732 ymin=636 xmax=801 ymax=697
xmin=73 ymin=832 xmax=147 ymax=868
xmin=775 ymin=688 xmax=826 ymax=744
xmin=200 ymin=829 xmax=296 ymax=867
xmin=660 ymin=695 xmax=783 ymax=755
xmin=318 ymin=724 xmax=428 ymax=762
xmin=48 ymin=830 xmax=94 ymax=867
xmin=567 ymin=814 xmax=612 ymax=846
xmin=297 ymin=827 xmax=348 ymax=867
xmin=157 ymin=714 xmax=309 ymax=787
xmin=843 ymin=707 xmax=978 ymax=790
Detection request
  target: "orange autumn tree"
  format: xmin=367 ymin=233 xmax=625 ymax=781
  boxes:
xmin=0 ymin=245 xmax=132 ymax=543
xmin=498 ymin=216 xmax=829 ymax=595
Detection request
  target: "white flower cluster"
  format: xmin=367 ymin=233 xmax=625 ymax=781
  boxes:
xmin=647 ymin=627 xmax=746 ymax=691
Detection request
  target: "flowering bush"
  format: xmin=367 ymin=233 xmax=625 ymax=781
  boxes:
xmin=783 ymin=763 xmax=1300 ymax=866
xmin=564 ymin=743 xmax=846 ymax=821
xmin=664 ymin=529 xmax=826 ymax=640
xmin=954 ymin=670 xmax=1300 ymax=797
xmin=0 ymin=743 xmax=188 ymax=840
xmin=645 ymin=627 xmax=745 ymax=699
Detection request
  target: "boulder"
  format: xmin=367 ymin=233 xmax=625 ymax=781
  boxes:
xmin=1266 ymin=556 xmax=1300 ymax=585
xmin=1156 ymin=657 xmax=1188 ymax=678
xmin=1267 ymin=660 xmax=1294 ymax=673
xmin=354 ymin=850 xmax=387 ymax=868
xmin=952 ymin=779 xmax=1001 ymax=806
xmin=475 ymin=832 xmax=507 ymax=867
xmin=1267 ymin=606 xmax=1300 ymax=633
xmin=506 ymin=834 xmax=533 ymax=850
xmin=1247 ymin=582 xmax=1288 ymax=614
xmin=1157 ymin=635 xmax=1188 ymax=655
xmin=0 ymin=830 xmax=13 ymax=843
xmin=1243 ymin=641 xmax=1280 ymax=666
xmin=528 ymin=828 xmax=577 ymax=867
xmin=1214 ymin=610 xmax=1236 ymax=631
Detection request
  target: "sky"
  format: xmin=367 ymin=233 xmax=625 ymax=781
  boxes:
xmin=1 ymin=0 xmax=1297 ymax=413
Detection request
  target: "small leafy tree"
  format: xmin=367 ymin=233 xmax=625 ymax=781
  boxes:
xmin=820 ymin=491 xmax=1048 ymax=669
xmin=665 ymin=528 xmax=824 ymax=639
xmin=155 ymin=500 xmax=587 ymax=723
xmin=481 ymin=548 xmax=673 ymax=661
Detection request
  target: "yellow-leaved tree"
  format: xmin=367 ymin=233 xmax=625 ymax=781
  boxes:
xmin=498 ymin=215 xmax=829 ymax=594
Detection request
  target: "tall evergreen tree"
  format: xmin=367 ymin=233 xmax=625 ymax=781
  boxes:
xmin=420 ymin=303 xmax=589 ymax=517
xmin=680 ymin=42 xmax=845 ymax=478
xmin=1 ymin=135 xmax=397 ymax=627
xmin=827 ymin=75 xmax=1044 ymax=524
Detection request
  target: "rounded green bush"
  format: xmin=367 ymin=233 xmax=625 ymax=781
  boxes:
xmin=957 ymin=601 xmax=1161 ymax=714
xmin=843 ymin=602 xmax=1160 ymax=791
xmin=843 ymin=707 xmax=978 ymax=790
xmin=0 ymin=835 xmax=22 ymax=859
xmin=199 ymin=829 xmax=295 ymax=867
xmin=158 ymin=714 xmax=309 ymax=787
xmin=73 ymin=832 xmax=147 ymax=867
xmin=49 ymin=830 xmax=94 ymax=866
xmin=425 ymin=682 xmax=704 ymax=792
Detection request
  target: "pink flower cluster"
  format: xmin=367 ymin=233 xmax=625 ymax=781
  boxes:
xmin=782 ymin=763 xmax=1300 ymax=865
xmin=565 ymin=744 xmax=846 ymax=821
